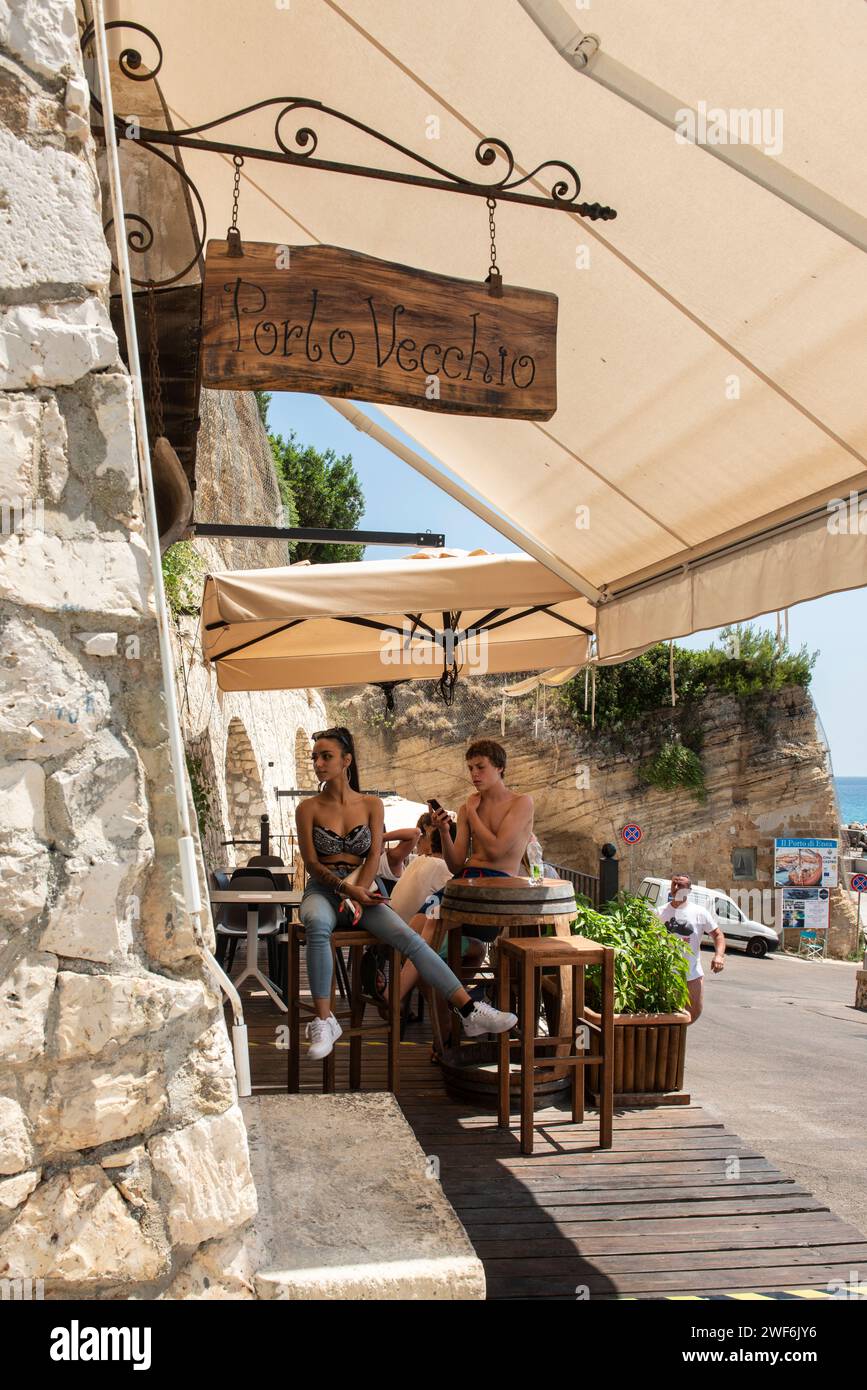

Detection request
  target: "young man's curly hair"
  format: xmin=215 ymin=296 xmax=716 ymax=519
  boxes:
xmin=465 ymin=739 xmax=506 ymax=777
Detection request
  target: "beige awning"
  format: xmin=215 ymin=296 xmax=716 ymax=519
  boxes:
xmin=107 ymin=0 xmax=867 ymax=652
xmin=200 ymin=549 xmax=594 ymax=690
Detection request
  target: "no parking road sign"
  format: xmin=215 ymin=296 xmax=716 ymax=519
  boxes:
xmin=851 ymin=873 xmax=867 ymax=893
xmin=622 ymin=823 xmax=643 ymax=845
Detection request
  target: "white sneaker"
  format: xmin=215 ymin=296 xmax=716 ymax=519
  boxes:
xmin=460 ymin=1000 xmax=518 ymax=1038
xmin=306 ymin=1014 xmax=342 ymax=1060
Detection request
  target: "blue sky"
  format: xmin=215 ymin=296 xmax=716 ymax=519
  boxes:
xmin=269 ymin=392 xmax=867 ymax=777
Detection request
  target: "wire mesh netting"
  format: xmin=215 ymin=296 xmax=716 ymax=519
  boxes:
xmin=331 ymin=672 xmax=551 ymax=746
xmin=193 ymin=389 xmax=290 ymax=572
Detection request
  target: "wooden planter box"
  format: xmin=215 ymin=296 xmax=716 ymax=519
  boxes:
xmin=585 ymin=1006 xmax=691 ymax=1107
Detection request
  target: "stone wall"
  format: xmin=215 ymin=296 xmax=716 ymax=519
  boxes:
xmin=0 ymin=2 xmax=258 ymax=1298
xmin=170 ymin=386 xmax=327 ymax=871
xmin=331 ymin=678 xmax=858 ymax=958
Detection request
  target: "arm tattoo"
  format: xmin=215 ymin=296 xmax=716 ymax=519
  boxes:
xmin=309 ymin=862 xmax=349 ymax=893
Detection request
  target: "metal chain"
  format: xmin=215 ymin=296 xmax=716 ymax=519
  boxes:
xmin=486 ymin=196 xmax=500 ymax=275
xmin=145 ymin=282 xmax=165 ymax=440
xmin=229 ymin=153 xmax=243 ymax=234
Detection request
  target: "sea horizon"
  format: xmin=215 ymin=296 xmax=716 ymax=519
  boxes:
xmin=836 ymin=776 xmax=867 ymax=824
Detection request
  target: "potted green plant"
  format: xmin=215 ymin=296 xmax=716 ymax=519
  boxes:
xmin=572 ymin=893 xmax=692 ymax=1105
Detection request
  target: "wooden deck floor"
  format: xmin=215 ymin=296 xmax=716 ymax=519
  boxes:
xmin=233 ymin=980 xmax=867 ymax=1299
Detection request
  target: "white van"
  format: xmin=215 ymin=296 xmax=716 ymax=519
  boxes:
xmin=637 ymin=877 xmax=780 ymax=958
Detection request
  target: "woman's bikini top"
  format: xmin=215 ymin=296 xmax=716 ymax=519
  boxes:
xmin=312 ymin=823 xmax=372 ymax=858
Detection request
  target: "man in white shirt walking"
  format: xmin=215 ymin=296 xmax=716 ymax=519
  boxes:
xmin=656 ymin=873 xmax=726 ymax=1022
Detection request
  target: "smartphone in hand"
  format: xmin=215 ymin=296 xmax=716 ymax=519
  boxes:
xmin=427 ymin=798 xmax=443 ymax=812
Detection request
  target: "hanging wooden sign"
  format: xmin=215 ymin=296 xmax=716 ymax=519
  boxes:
xmin=201 ymin=241 xmax=558 ymax=420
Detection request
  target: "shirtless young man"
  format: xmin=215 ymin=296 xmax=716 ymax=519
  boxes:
xmin=428 ymin=738 xmax=534 ymax=951
xmin=433 ymin=739 xmax=533 ymax=876
xmin=396 ymin=740 xmax=529 ymax=1053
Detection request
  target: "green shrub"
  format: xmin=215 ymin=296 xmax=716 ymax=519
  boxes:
xmin=559 ymin=624 xmax=815 ymax=736
xmin=162 ymin=541 xmax=206 ymax=620
xmin=186 ymin=751 xmax=213 ymax=839
xmin=640 ymin=740 xmax=706 ymax=800
xmin=571 ymin=893 xmax=690 ymax=1015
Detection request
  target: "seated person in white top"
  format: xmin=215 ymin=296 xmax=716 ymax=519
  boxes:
xmin=655 ymin=872 xmax=725 ymax=1023
xmin=390 ymin=813 xmax=453 ymax=923
xmin=377 ymin=825 xmax=421 ymax=892
xmin=394 ymin=816 xmax=488 ymax=1054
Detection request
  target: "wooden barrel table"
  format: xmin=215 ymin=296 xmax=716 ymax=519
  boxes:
xmin=431 ymin=876 xmax=579 ymax=1108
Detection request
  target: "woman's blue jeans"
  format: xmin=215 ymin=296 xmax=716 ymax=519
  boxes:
xmin=300 ymin=881 xmax=463 ymax=1002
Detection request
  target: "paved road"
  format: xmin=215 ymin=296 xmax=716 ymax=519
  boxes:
xmin=685 ymin=945 xmax=867 ymax=1237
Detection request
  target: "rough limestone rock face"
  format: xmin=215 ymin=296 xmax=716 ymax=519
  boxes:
xmin=53 ymin=971 xmax=209 ymax=1059
xmin=0 ymin=299 xmax=117 ymax=389
xmin=165 ymin=1020 xmax=238 ymax=1120
xmin=0 ymin=529 xmax=151 ymax=616
xmin=0 ymin=613 xmax=112 ymax=762
xmin=33 ymin=1052 xmax=167 ymax=1158
xmin=0 ymin=1095 xmax=33 ymax=1174
xmin=0 ymin=1 xmax=258 ymax=1298
xmin=0 ymin=757 xmax=50 ymax=930
xmin=339 ymin=681 xmax=857 ymax=958
xmin=46 ymin=728 xmax=151 ymax=847
xmin=161 ymin=1232 xmax=260 ymax=1301
xmin=40 ymin=850 xmax=150 ymax=963
xmin=0 ymin=393 xmax=68 ymax=501
xmin=148 ymin=1106 xmax=259 ymax=1247
xmin=0 ymin=1166 xmax=166 ymax=1285
xmin=0 ymin=954 xmax=57 ymax=1062
xmin=0 ymin=1168 xmax=40 ymax=1211
xmin=0 ymin=0 xmax=83 ymax=84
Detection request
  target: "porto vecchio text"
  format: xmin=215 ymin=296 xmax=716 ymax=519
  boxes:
xmin=201 ymin=241 xmax=558 ymax=419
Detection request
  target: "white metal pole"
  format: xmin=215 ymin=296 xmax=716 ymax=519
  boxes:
xmin=91 ymin=3 xmax=250 ymax=1093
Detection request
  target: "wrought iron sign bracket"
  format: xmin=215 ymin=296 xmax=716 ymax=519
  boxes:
xmin=82 ymin=19 xmax=617 ymax=289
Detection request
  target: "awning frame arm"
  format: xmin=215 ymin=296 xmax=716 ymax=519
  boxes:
xmin=518 ymin=0 xmax=867 ymax=256
xmin=80 ymin=15 xmax=617 ymax=292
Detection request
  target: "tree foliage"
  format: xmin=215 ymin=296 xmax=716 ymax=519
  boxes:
xmin=268 ymin=429 xmax=365 ymax=564
xmin=559 ymin=625 xmax=815 ymax=736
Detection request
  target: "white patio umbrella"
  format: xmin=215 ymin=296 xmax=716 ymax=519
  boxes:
xmin=200 ymin=549 xmax=594 ymax=691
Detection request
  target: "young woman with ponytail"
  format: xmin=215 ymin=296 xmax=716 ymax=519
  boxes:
xmin=295 ymin=727 xmax=517 ymax=1060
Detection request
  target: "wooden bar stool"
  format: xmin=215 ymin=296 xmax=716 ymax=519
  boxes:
xmin=496 ymin=935 xmax=615 ymax=1155
xmin=430 ymin=878 xmax=580 ymax=1106
xmin=287 ymin=923 xmax=401 ymax=1096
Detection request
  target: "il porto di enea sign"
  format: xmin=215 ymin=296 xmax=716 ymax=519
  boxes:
xmin=201 ymin=241 xmax=558 ymax=420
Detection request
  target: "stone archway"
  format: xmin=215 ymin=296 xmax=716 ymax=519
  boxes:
xmin=186 ymin=729 xmax=225 ymax=867
xmin=224 ymin=717 xmax=267 ymax=849
xmin=294 ymin=728 xmax=318 ymax=791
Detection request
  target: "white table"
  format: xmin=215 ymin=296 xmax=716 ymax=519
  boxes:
xmin=210 ymin=890 xmax=303 ymax=1012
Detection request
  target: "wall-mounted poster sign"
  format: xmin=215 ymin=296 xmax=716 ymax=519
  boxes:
xmin=201 ymin=241 xmax=558 ymax=420
xmin=780 ymin=885 xmax=830 ymax=952
xmin=774 ymin=837 xmax=838 ymax=888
